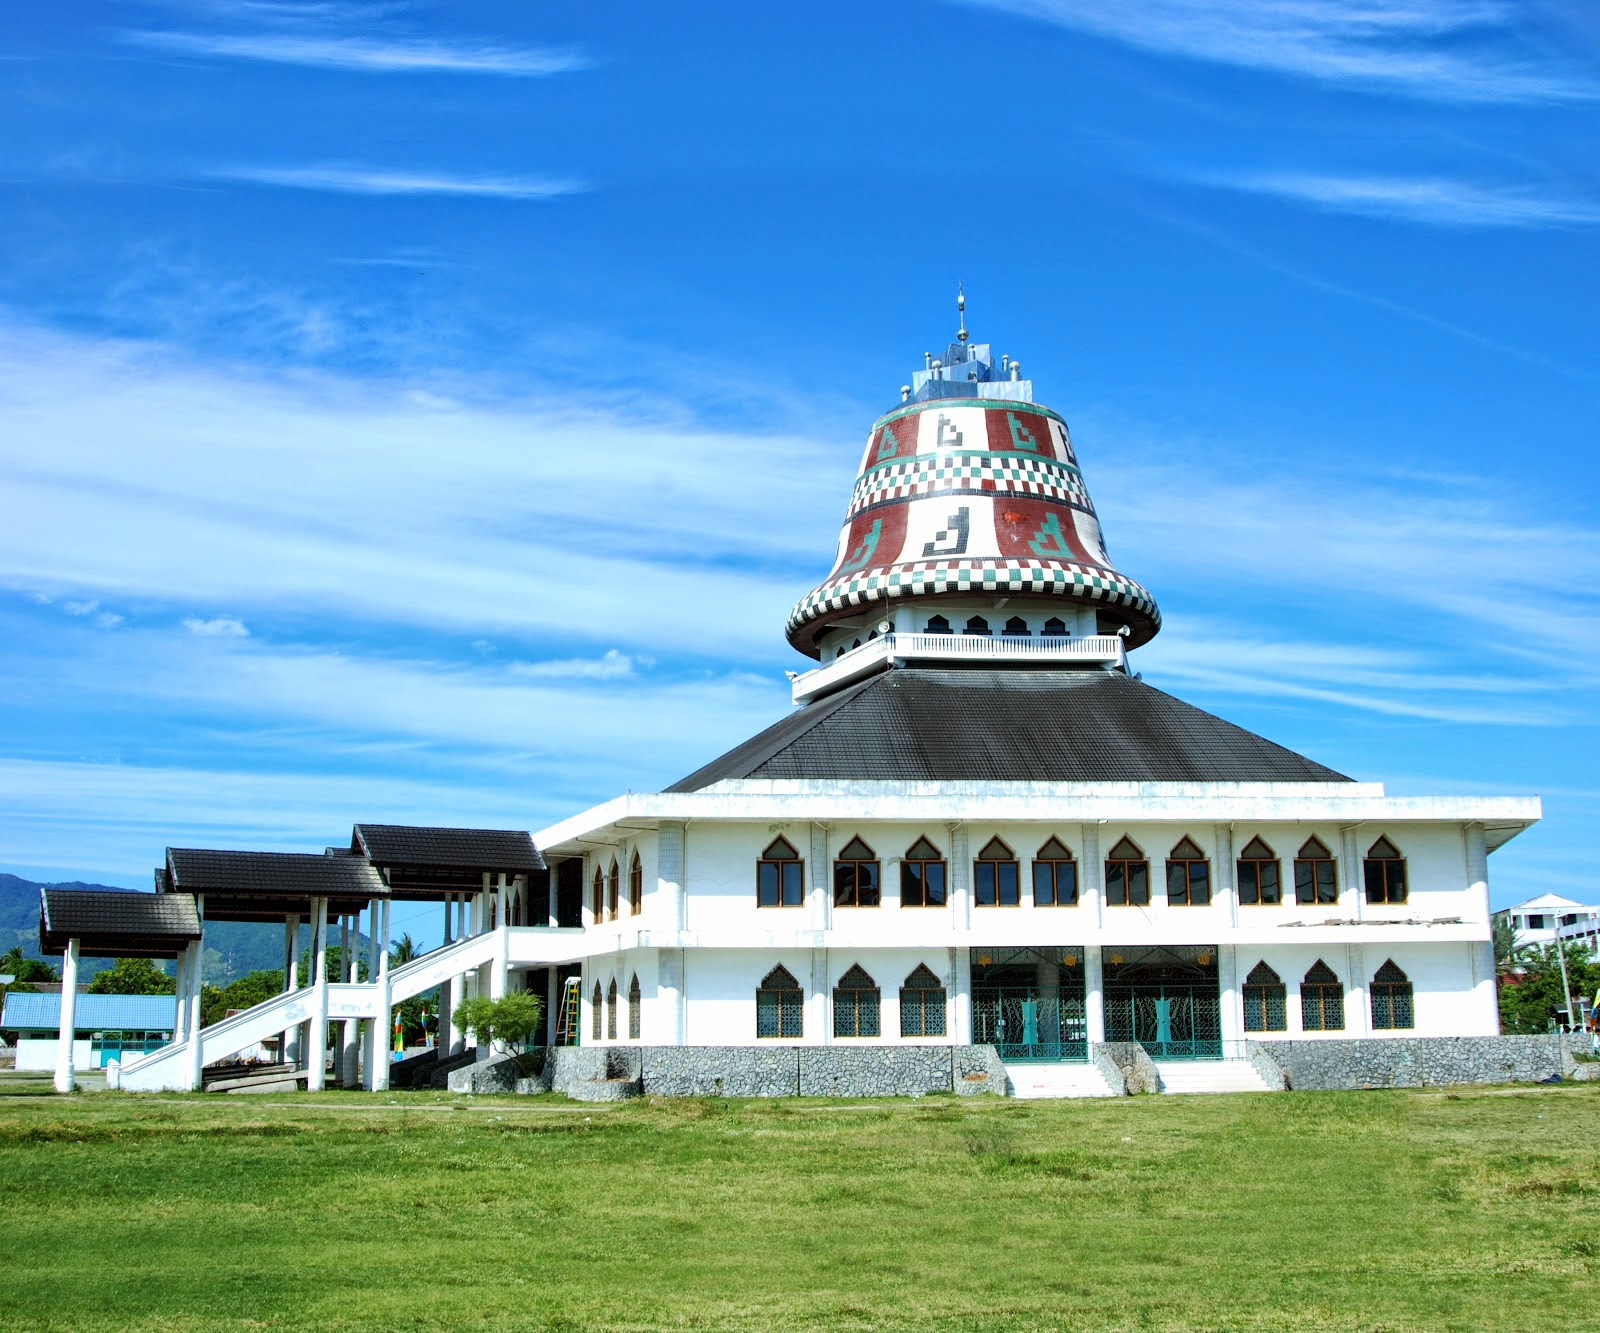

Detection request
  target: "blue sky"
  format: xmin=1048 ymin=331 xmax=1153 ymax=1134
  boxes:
xmin=2 ymin=1 xmax=1596 ymax=945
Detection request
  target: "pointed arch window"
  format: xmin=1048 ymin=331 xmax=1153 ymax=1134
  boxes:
xmin=591 ymin=981 xmax=603 ymax=1041
xmin=591 ymin=867 xmax=604 ymax=924
xmin=1237 ymin=836 xmax=1281 ymax=906
xmin=1370 ymin=960 xmax=1414 ymax=1029
xmin=1032 ymin=836 xmax=1078 ymax=907
xmin=834 ymin=836 xmax=881 ymax=908
xmin=628 ymin=974 xmax=641 ymax=1040
xmin=1042 ymin=616 xmax=1068 ymax=637
xmin=1242 ymin=961 xmax=1286 ymax=1032
xmin=899 ymin=963 xmax=947 ymax=1037
xmin=1003 ymin=615 xmax=1031 ymax=637
xmin=629 ymin=852 xmax=643 ymax=916
xmin=1364 ymin=837 xmax=1408 ymax=905
xmin=1300 ymin=960 xmax=1344 ymax=1031
xmin=964 ymin=615 xmax=991 ymax=637
xmin=1295 ymin=836 xmax=1338 ymax=906
xmin=1105 ymin=836 xmax=1149 ymax=907
xmin=756 ymin=965 xmax=803 ymax=1038
xmin=607 ymin=858 xmax=620 ymax=921
xmin=833 ymin=964 xmax=881 ymax=1038
xmin=606 ymin=978 xmax=618 ymax=1040
xmin=758 ymin=836 xmax=805 ymax=908
xmin=900 ymin=836 xmax=947 ymax=908
xmin=973 ymin=837 xmax=1020 ymax=907
xmin=1166 ymin=836 xmax=1211 ymax=907
xmin=925 ymin=614 xmax=952 ymax=635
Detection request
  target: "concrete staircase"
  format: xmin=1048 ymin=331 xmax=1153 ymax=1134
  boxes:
xmin=1153 ymin=1059 xmax=1276 ymax=1095
xmin=1004 ymin=1061 xmax=1120 ymax=1099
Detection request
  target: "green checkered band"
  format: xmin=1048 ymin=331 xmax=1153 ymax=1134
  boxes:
xmin=849 ymin=453 xmax=1089 ymax=515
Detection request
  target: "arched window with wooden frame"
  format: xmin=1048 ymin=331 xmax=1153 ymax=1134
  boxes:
xmin=964 ymin=615 xmax=991 ymax=637
xmin=1166 ymin=836 xmax=1211 ymax=907
xmin=1295 ymin=836 xmax=1338 ymax=906
xmin=973 ymin=837 xmax=1020 ymax=907
xmin=1242 ymin=961 xmax=1286 ymax=1032
xmin=1300 ymin=960 xmax=1344 ymax=1031
xmin=900 ymin=836 xmax=947 ymax=908
xmin=1105 ymin=836 xmax=1149 ymax=906
xmin=1364 ymin=837 xmax=1408 ymax=905
xmin=629 ymin=852 xmax=643 ymax=916
xmin=757 ymin=836 xmax=805 ymax=908
xmin=833 ymin=836 xmax=881 ymax=908
xmin=1236 ymin=836 xmax=1281 ymax=905
xmin=899 ymin=963 xmax=947 ymax=1037
xmin=591 ymin=981 xmax=603 ymax=1040
xmin=591 ymin=866 xmax=604 ymax=924
xmin=1369 ymin=959 xmax=1414 ymax=1029
xmin=1032 ymin=836 xmax=1078 ymax=907
xmin=628 ymin=973 xmax=641 ymax=1039
xmin=832 ymin=964 xmax=881 ymax=1038
xmin=606 ymin=858 xmax=620 ymax=921
xmin=606 ymin=978 xmax=618 ymax=1040
xmin=756 ymin=965 xmax=803 ymax=1038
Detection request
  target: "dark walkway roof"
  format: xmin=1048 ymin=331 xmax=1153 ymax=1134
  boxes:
xmin=666 ymin=667 xmax=1351 ymax=791
xmin=39 ymin=887 xmax=202 ymax=959
xmin=352 ymin=825 xmax=544 ymax=872
xmin=163 ymin=849 xmax=388 ymax=922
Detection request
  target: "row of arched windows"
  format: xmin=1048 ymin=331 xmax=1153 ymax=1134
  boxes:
xmin=831 ymin=614 xmax=1082 ymax=659
xmin=1242 ymin=959 xmax=1414 ymax=1032
xmin=590 ymin=852 xmax=644 ymax=923
xmin=754 ymin=834 xmax=1410 ymax=908
xmin=590 ymin=974 xmax=643 ymax=1041
xmin=756 ymin=964 xmax=949 ymax=1039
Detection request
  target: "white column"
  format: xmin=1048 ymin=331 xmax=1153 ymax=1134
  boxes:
xmin=658 ymin=821 xmax=687 ymax=934
xmin=1080 ymin=824 xmax=1103 ymax=929
xmin=307 ymin=896 xmax=329 ymax=1092
xmin=172 ymin=944 xmax=190 ymax=1044
xmin=808 ymin=822 xmax=829 ymax=932
xmin=54 ymin=938 xmax=80 ymax=1094
xmin=1217 ymin=945 xmax=1240 ymax=1049
xmin=491 ymin=874 xmax=510 ymax=1000
xmin=811 ymin=948 xmax=829 ymax=1046
xmin=185 ymin=895 xmax=206 ymax=1091
xmin=545 ymin=966 xmax=559 ymax=1045
xmin=370 ymin=899 xmax=392 ymax=1092
xmin=1340 ymin=827 xmax=1364 ymax=921
xmin=1345 ymin=943 xmax=1370 ymax=1036
xmin=283 ymin=913 xmax=301 ymax=1068
xmin=657 ymin=949 xmax=685 ymax=1045
xmin=953 ymin=945 xmax=973 ymax=1045
xmin=1084 ymin=945 xmax=1105 ymax=1044
xmin=1215 ymin=824 xmax=1237 ymax=926
xmin=949 ymin=823 xmax=971 ymax=931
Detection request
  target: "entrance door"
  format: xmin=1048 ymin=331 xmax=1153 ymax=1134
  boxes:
xmin=970 ymin=948 xmax=1087 ymax=1061
xmin=1103 ymin=945 xmax=1221 ymax=1059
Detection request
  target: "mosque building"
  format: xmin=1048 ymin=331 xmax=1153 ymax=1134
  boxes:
xmin=47 ymin=299 xmax=1543 ymax=1096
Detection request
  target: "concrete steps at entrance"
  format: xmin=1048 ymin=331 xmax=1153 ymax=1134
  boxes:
xmin=1004 ymin=1062 xmax=1119 ymax=1099
xmin=1153 ymin=1059 xmax=1275 ymax=1095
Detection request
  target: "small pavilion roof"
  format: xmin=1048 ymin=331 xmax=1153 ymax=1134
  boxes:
xmin=351 ymin=824 xmax=545 ymax=899
xmin=163 ymin=848 xmax=388 ymax=923
xmin=38 ymin=887 xmax=201 ymax=959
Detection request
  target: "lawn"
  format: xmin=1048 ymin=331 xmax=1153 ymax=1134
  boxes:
xmin=0 ymin=1080 xmax=1595 ymax=1332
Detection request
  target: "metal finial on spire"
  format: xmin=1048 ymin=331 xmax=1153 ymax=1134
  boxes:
xmin=956 ymin=282 xmax=968 ymax=343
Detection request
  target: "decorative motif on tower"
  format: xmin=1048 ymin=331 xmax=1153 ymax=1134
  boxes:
xmin=785 ymin=298 xmax=1161 ymax=659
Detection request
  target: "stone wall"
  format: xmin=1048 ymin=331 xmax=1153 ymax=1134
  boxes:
xmin=1096 ymin=1041 xmax=1159 ymax=1094
xmin=1256 ymin=1035 xmax=1571 ymax=1090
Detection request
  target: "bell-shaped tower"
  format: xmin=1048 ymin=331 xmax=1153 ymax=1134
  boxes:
xmin=786 ymin=299 xmax=1160 ymax=680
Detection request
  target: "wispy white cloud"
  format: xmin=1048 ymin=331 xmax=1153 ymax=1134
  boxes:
xmin=1203 ymin=171 xmax=1600 ymax=228
xmin=120 ymin=28 xmax=587 ymax=76
xmin=212 ymin=164 xmax=586 ymax=200
xmin=63 ymin=599 xmax=100 ymax=616
xmin=508 ymin=649 xmax=636 ymax=680
xmin=961 ymin=0 xmax=1594 ymax=102
xmin=183 ymin=615 xmax=249 ymax=637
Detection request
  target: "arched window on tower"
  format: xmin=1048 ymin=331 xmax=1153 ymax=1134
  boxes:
xmin=1003 ymin=615 xmax=1031 ymax=637
xmin=591 ymin=981 xmax=603 ymax=1041
xmin=1300 ymin=960 xmax=1344 ymax=1031
xmin=629 ymin=851 xmax=643 ymax=916
xmin=1237 ymin=837 xmax=1281 ymax=906
xmin=1105 ymin=837 xmax=1149 ymax=906
xmin=757 ymin=836 xmax=805 ymax=908
xmin=1042 ymin=617 xmax=1068 ymax=637
xmin=1364 ymin=837 xmax=1408 ymax=905
xmin=1295 ymin=836 xmax=1338 ymax=905
xmin=833 ymin=964 xmax=880 ymax=1038
xmin=607 ymin=858 xmax=620 ymax=921
xmin=1370 ymin=960 xmax=1414 ymax=1029
xmin=899 ymin=964 xmax=947 ymax=1037
xmin=925 ymin=614 xmax=952 ymax=635
xmin=591 ymin=867 xmax=604 ymax=924
xmin=1033 ymin=836 xmax=1078 ymax=906
xmin=964 ymin=615 xmax=991 ymax=637
xmin=1242 ymin=962 xmax=1286 ymax=1031
xmin=606 ymin=978 xmax=618 ymax=1040
xmin=973 ymin=837 xmax=1019 ymax=907
xmin=1166 ymin=836 xmax=1211 ymax=906
xmin=900 ymin=836 xmax=947 ymax=907
xmin=833 ymin=836 xmax=881 ymax=908
xmin=756 ymin=965 xmax=803 ymax=1038
xmin=628 ymin=973 xmax=641 ymax=1039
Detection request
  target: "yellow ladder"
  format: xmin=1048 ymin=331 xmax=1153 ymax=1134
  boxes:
xmin=553 ymin=977 xmax=582 ymax=1046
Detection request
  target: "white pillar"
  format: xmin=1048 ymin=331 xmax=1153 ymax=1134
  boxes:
xmin=54 ymin=938 xmax=80 ymax=1094
xmin=1084 ymin=946 xmax=1105 ymax=1044
xmin=283 ymin=913 xmax=300 ymax=1069
xmin=1080 ymin=824 xmax=1103 ymax=929
xmin=307 ymin=896 xmax=329 ymax=1092
xmin=1340 ymin=827 xmax=1364 ymax=921
xmin=1215 ymin=824 xmax=1237 ymax=926
xmin=953 ymin=945 xmax=972 ymax=1045
xmin=1345 ymin=943 xmax=1370 ymax=1036
xmin=658 ymin=821 xmax=687 ymax=934
xmin=1464 ymin=823 xmax=1498 ymax=1033
xmin=172 ymin=944 xmax=190 ymax=1044
xmin=950 ymin=823 xmax=971 ymax=931
xmin=811 ymin=948 xmax=829 ymax=1046
xmin=185 ymin=895 xmax=206 ymax=1091
xmin=1217 ymin=944 xmax=1240 ymax=1050
xmin=371 ymin=899 xmax=392 ymax=1092
xmin=491 ymin=874 xmax=510 ymax=1001
xmin=657 ymin=949 xmax=685 ymax=1045
xmin=808 ymin=822 xmax=829 ymax=932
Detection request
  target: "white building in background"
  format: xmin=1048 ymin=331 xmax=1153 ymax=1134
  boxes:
xmin=1493 ymin=893 xmax=1600 ymax=955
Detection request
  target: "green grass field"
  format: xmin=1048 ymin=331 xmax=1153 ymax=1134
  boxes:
xmin=0 ymin=1079 xmax=1595 ymax=1332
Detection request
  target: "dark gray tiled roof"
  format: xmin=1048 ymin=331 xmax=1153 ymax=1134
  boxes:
xmin=165 ymin=849 xmax=388 ymax=899
xmin=39 ymin=887 xmax=202 ymax=958
xmin=351 ymin=825 xmax=544 ymax=872
xmin=666 ymin=668 xmax=1351 ymax=791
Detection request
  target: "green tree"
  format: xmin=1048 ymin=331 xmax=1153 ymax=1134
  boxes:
xmin=199 ymin=970 xmax=287 ymax=1027
xmin=1498 ymin=942 xmax=1600 ymax=1034
xmin=87 ymin=956 xmax=175 ymax=995
xmin=1492 ymin=916 xmax=1524 ymax=970
xmin=389 ymin=933 xmax=419 ymax=968
xmin=0 ymin=946 xmax=59 ymax=984
xmin=453 ymin=992 xmax=544 ymax=1073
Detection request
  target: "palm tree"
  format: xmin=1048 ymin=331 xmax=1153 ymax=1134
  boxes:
xmin=388 ymin=932 xmax=419 ymax=969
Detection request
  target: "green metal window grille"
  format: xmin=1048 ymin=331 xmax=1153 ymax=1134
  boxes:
xmin=899 ymin=836 xmax=946 ymax=907
xmin=1370 ymin=959 xmax=1414 ymax=1029
xmin=1300 ymin=960 xmax=1344 ymax=1031
xmin=835 ymin=836 xmax=882 ymax=908
xmin=1103 ymin=945 xmax=1221 ymax=1059
xmin=756 ymin=965 xmax=803 ymax=1038
xmin=1032 ymin=837 xmax=1078 ymax=906
xmin=833 ymin=964 xmax=881 ymax=1038
xmin=757 ymin=836 xmax=805 ymax=908
xmin=1166 ymin=836 xmax=1211 ymax=907
xmin=1295 ymin=836 xmax=1339 ymax=905
xmin=899 ymin=964 xmax=947 ymax=1037
xmin=1242 ymin=961 xmax=1286 ymax=1031
xmin=591 ymin=982 xmax=603 ymax=1040
xmin=1363 ymin=837 xmax=1408 ymax=905
xmin=606 ymin=979 xmax=618 ymax=1040
xmin=1237 ymin=836 xmax=1281 ymax=905
xmin=628 ymin=974 xmax=641 ymax=1040
xmin=1105 ymin=836 xmax=1149 ymax=906
xmin=974 ymin=837 xmax=1019 ymax=906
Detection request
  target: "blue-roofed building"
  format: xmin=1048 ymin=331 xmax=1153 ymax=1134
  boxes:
xmin=3 ymin=991 xmax=176 ymax=1071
